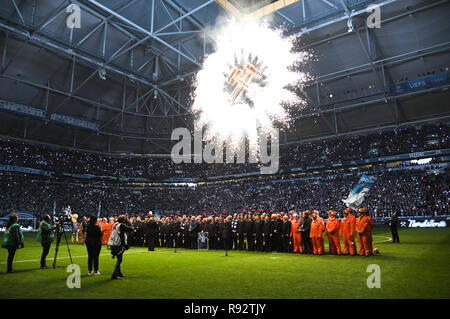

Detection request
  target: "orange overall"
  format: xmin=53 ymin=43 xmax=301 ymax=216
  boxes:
xmin=340 ymin=214 xmax=356 ymax=255
xmin=356 ymin=215 xmax=374 ymax=256
xmin=102 ymin=222 xmax=113 ymax=245
xmin=325 ymin=217 xmax=341 ymax=255
xmin=290 ymin=219 xmax=303 ymax=253
xmin=79 ymin=223 xmax=84 ymax=244
xmin=310 ymin=218 xmax=325 ymax=255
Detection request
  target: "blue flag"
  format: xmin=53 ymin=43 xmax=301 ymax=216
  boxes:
xmin=342 ymin=174 xmax=375 ymax=210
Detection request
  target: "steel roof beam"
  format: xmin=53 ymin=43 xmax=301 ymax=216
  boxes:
xmin=320 ymin=0 xmax=338 ymax=9
xmin=154 ymin=0 xmax=214 ymax=34
xmin=290 ymin=0 xmax=397 ymax=36
xmin=282 ymin=113 xmax=450 ymax=146
xmin=276 ymin=11 xmax=295 ymax=25
xmin=10 ymin=0 xmax=25 ymax=23
xmin=83 ymin=0 xmax=201 ymax=67
xmin=0 ymin=21 xmax=192 ymax=115
xmin=161 ymin=0 xmax=443 ymax=86
xmin=163 ymin=0 xmax=205 ymax=30
xmin=293 ymin=83 xmax=450 ymax=121
xmin=307 ymin=41 xmax=450 ymax=86
xmin=0 ymin=72 xmax=188 ymax=119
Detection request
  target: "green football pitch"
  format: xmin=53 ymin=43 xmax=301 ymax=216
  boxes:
xmin=0 ymin=228 xmax=449 ymax=299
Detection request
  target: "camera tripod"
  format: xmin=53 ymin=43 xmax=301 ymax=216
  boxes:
xmin=53 ymin=224 xmax=73 ymax=268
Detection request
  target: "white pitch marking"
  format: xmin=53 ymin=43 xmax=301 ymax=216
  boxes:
xmin=371 ymin=235 xmax=392 ymax=244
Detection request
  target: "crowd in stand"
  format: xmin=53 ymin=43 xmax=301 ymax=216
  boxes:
xmin=0 ymin=122 xmax=449 ymax=221
xmin=0 ymin=169 xmax=448 ymax=220
xmin=0 ymin=123 xmax=448 ymax=179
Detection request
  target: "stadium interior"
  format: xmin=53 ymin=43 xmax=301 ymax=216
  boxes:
xmin=0 ymin=0 xmax=448 ymax=220
xmin=0 ymin=0 xmax=449 ymax=303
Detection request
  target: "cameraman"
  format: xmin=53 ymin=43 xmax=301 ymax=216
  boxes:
xmin=109 ymin=215 xmax=135 ymax=280
xmin=37 ymin=214 xmax=57 ymax=269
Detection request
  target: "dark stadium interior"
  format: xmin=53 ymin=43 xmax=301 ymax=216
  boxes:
xmin=0 ymin=0 xmax=448 ymax=222
xmin=0 ymin=0 xmax=449 ymax=304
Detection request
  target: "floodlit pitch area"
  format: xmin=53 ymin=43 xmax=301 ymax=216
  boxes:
xmin=1 ymin=228 xmax=449 ymax=299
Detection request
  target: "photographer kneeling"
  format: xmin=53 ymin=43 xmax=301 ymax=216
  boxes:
xmin=36 ymin=214 xmax=57 ymax=269
xmin=108 ymin=215 xmax=135 ymax=280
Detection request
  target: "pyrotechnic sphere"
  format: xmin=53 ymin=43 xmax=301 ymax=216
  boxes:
xmin=191 ymin=18 xmax=310 ymax=149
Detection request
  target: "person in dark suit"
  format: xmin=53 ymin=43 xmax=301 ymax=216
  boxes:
xmin=85 ymin=214 xmax=102 ymax=275
xmin=237 ymin=214 xmax=246 ymax=250
xmin=263 ymin=214 xmax=272 ymax=252
xmin=205 ymin=217 xmax=215 ymax=250
xmin=254 ymin=214 xmax=264 ymax=252
xmin=189 ymin=216 xmax=200 ymax=249
xmin=281 ymin=215 xmax=291 ymax=253
xmin=272 ymin=214 xmax=283 ymax=252
xmin=217 ymin=215 xmax=224 ymax=249
xmin=157 ymin=218 xmax=163 ymax=247
xmin=160 ymin=219 xmax=167 ymax=248
xmin=214 ymin=217 xmax=221 ymax=250
xmin=231 ymin=213 xmax=239 ymax=250
xmin=144 ymin=216 xmax=159 ymax=251
xmin=300 ymin=211 xmax=313 ymax=254
xmin=134 ymin=216 xmax=144 ymax=247
xmin=174 ymin=217 xmax=182 ymax=248
xmin=221 ymin=216 xmax=233 ymax=251
xmin=245 ymin=214 xmax=255 ymax=251
xmin=166 ymin=217 xmax=174 ymax=248
xmin=182 ymin=216 xmax=190 ymax=248
xmin=389 ymin=212 xmax=400 ymax=243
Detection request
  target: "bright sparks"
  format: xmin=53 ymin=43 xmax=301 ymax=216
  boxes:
xmin=191 ymin=18 xmax=310 ymax=149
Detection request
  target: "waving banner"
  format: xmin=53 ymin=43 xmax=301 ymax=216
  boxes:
xmin=342 ymin=174 xmax=375 ymax=210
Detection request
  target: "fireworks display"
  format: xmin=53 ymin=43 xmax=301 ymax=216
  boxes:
xmin=191 ymin=17 xmax=310 ymax=150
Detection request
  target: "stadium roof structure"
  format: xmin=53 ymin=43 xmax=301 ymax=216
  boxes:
xmin=0 ymin=0 xmax=449 ymax=154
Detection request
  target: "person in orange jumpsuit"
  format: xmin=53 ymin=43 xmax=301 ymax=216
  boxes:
xmin=340 ymin=208 xmax=356 ymax=255
xmin=310 ymin=210 xmax=325 ymax=255
xmin=356 ymin=208 xmax=374 ymax=256
xmin=325 ymin=210 xmax=341 ymax=255
xmin=316 ymin=210 xmax=326 ymax=254
xmin=106 ymin=217 xmax=115 ymax=244
xmin=100 ymin=217 xmax=110 ymax=245
xmin=364 ymin=209 xmax=374 ymax=255
xmin=289 ymin=213 xmax=303 ymax=253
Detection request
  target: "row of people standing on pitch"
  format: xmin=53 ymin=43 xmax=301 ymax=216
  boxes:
xmin=233 ymin=211 xmax=292 ymax=253
xmin=290 ymin=207 xmax=375 ymax=256
xmin=137 ymin=212 xmax=294 ymax=252
xmin=121 ymin=207 xmax=375 ymax=257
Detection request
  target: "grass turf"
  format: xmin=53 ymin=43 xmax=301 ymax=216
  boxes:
xmin=0 ymin=228 xmax=449 ymax=299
